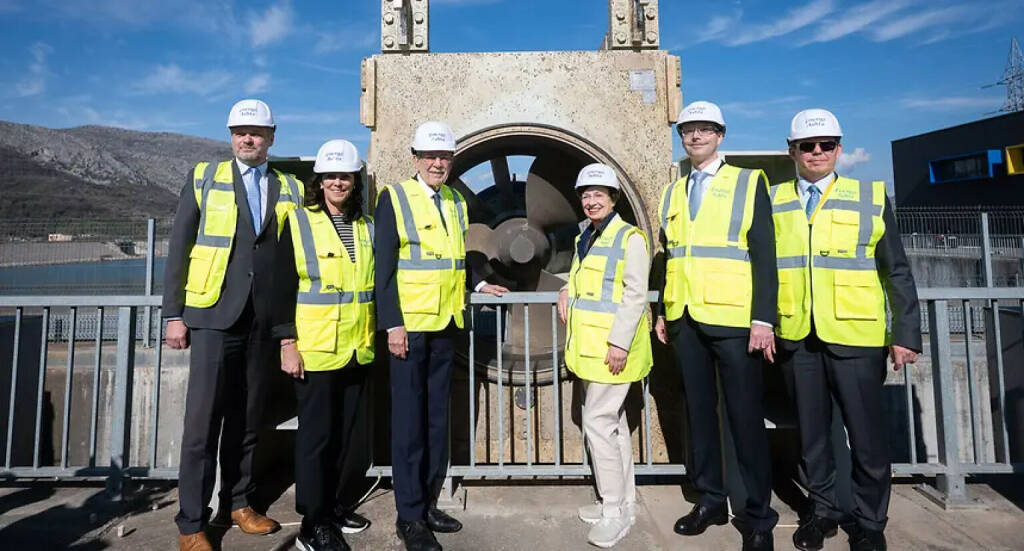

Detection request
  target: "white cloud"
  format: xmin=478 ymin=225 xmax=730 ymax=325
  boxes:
xmin=14 ymin=41 xmax=52 ymax=97
xmin=836 ymin=147 xmax=871 ymax=172
xmin=244 ymin=72 xmax=270 ymax=94
xmin=900 ymin=96 xmax=1005 ymax=111
xmin=253 ymin=55 xmax=267 ymax=68
xmin=133 ymin=64 xmax=233 ymax=96
xmin=314 ymin=27 xmax=378 ymax=54
xmin=293 ymin=60 xmax=359 ymax=76
xmin=250 ymin=2 xmax=293 ymax=48
xmin=720 ymin=95 xmax=808 ymax=118
xmin=727 ymin=0 xmax=835 ymax=46
xmin=869 ymin=5 xmax=967 ymax=42
xmin=277 ymin=111 xmax=358 ymax=124
xmin=800 ymin=0 xmax=912 ymax=45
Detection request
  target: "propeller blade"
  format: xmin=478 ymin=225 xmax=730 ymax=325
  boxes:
xmin=525 ymin=159 xmax=580 ymax=230
xmin=491 ymin=156 xmax=514 ymax=200
xmin=467 ymin=223 xmax=498 ymax=260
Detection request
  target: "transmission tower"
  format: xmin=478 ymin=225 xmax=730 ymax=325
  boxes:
xmin=984 ymin=38 xmax=1024 ymax=113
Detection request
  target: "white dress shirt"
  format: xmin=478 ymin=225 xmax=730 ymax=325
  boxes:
xmin=796 ymin=172 xmax=835 ymax=212
xmin=236 ymin=158 xmax=268 ymax=223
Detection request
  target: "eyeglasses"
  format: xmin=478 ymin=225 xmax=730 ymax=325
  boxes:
xmin=416 ymin=152 xmax=454 ymax=162
xmin=796 ymin=140 xmax=839 ymax=153
xmin=678 ymin=126 xmax=720 ymax=138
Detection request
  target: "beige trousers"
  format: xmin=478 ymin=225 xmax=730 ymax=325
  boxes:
xmin=582 ymin=381 xmax=636 ymax=512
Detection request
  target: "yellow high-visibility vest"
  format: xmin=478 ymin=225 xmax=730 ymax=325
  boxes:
xmin=657 ymin=164 xmax=766 ymax=327
xmin=379 ymin=178 xmax=468 ymax=332
xmin=288 ymin=207 xmax=375 ymax=370
xmin=184 ymin=160 xmax=303 ymax=308
xmin=565 ymin=213 xmax=652 ymax=384
xmin=770 ymin=176 xmax=888 ymax=346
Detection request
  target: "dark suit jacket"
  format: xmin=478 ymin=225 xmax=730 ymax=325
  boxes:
xmin=162 ymin=159 xmax=288 ymax=337
xmin=374 ymin=183 xmax=485 ymax=332
xmin=775 ymin=190 xmax=923 ymax=357
xmin=654 ymin=163 xmax=778 ymax=338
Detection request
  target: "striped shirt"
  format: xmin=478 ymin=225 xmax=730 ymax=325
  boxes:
xmin=330 ymin=213 xmax=356 ymax=263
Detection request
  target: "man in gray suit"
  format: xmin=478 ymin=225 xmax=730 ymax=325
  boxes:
xmin=163 ymin=99 xmax=303 ymax=551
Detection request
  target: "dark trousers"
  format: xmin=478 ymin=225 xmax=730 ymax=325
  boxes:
xmin=175 ymin=305 xmax=274 ymax=535
xmin=390 ymin=323 xmax=456 ymax=522
xmin=669 ymin=315 xmax=778 ymax=531
xmin=779 ymin=330 xmax=890 ymax=531
xmin=293 ymin=362 xmax=370 ymax=524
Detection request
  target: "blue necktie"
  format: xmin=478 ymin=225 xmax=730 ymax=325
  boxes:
xmin=688 ymin=172 xmax=706 ymax=221
xmin=432 ymin=192 xmax=447 ymax=232
xmin=246 ymin=167 xmax=262 ymax=232
xmin=805 ymin=184 xmax=821 ymax=218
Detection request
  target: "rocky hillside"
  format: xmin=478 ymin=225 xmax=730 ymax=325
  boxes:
xmin=0 ymin=121 xmax=232 ymax=223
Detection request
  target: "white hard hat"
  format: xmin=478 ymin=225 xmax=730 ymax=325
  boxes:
xmin=575 ymin=163 xmax=620 ymax=191
xmin=411 ymin=121 xmax=457 ymax=152
xmin=314 ymin=139 xmax=362 ymax=174
xmin=788 ymin=108 xmax=842 ymax=142
xmin=677 ymin=101 xmax=725 ymax=129
xmin=226 ymin=99 xmax=275 ymax=129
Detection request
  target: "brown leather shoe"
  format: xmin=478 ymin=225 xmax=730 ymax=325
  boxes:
xmin=230 ymin=506 xmax=281 ymax=535
xmin=178 ymin=532 xmax=213 ymax=551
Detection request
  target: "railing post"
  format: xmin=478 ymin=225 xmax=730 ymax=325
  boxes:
xmin=106 ymin=306 xmax=137 ymax=499
xmin=917 ymin=300 xmax=973 ymax=508
xmin=981 ymin=213 xmax=994 ymax=291
xmin=143 ymin=219 xmax=156 ymax=348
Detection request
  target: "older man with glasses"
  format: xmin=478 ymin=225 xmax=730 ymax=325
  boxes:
xmin=770 ymin=109 xmax=921 ymax=551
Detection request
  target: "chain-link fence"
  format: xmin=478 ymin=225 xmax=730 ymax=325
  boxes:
xmin=0 ymin=218 xmax=172 ymax=295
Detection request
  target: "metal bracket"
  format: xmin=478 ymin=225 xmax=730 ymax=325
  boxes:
xmin=381 ymin=0 xmax=429 ymax=53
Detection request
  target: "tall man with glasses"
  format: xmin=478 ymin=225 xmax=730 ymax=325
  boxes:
xmin=654 ymin=101 xmax=779 ymax=551
xmin=164 ymin=99 xmax=303 ymax=551
xmin=771 ymin=109 xmax=920 ymax=551
xmin=374 ymin=121 xmax=508 ymax=551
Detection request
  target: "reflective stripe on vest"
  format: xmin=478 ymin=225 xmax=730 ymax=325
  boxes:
xmin=657 ymin=164 xmax=764 ymax=326
xmin=382 ymin=178 xmax=469 ymax=332
xmin=565 ymin=213 xmax=653 ymax=384
xmin=184 ymin=160 xmax=303 ymax=308
xmin=290 ymin=208 xmax=375 ymax=371
xmin=771 ymin=177 xmax=887 ymax=346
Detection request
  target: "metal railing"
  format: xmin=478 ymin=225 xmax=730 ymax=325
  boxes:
xmin=1 ymin=289 xmax=1021 ymax=507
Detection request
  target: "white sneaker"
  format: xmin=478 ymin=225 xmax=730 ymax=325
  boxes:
xmin=578 ymin=501 xmax=603 ymax=524
xmin=587 ymin=508 xmax=631 ymax=548
xmin=580 ymin=502 xmax=636 ymax=525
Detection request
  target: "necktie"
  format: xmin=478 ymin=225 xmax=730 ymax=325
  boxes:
xmin=432 ymin=192 xmax=447 ymax=232
xmin=246 ymin=167 xmax=262 ymax=232
xmin=805 ymin=184 xmax=821 ymax=218
xmin=688 ymin=172 xmax=706 ymax=221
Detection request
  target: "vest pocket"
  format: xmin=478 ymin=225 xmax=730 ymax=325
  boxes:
xmin=184 ymin=247 xmax=216 ymax=293
xmin=204 ymin=206 xmax=235 ymax=237
xmin=577 ymin=319 xmax=612 ymax=359
xmin=704 ymin=270 xmax=750 ymax=307
xmin=579 ymin=264 xmax=606 ymax=301
xmin=398 ymin=270 xmax=442 ymax=315
xmin=829 ymin=210 xmax=860 ymax=252
xmin=663 ymin=262 xmax=681 ymax=303
xmin=296 ymin=317 xmax=338 ymax=353
xmin=778 ymin=272 xmax=797 ymax=316
xmin=833 ymin=270 xmax=880 ymax=320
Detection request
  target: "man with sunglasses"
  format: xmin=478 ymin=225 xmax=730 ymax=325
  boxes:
xmin=655 ymin=101 xmax=779 ymax=551
xmin=374 ymin=121 xmax=508 ymax=551
xmin=771 ymin=109 xmax=920 ymax=551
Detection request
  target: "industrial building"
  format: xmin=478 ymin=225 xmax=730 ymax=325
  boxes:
xmin=892 ymin=110 xmax=1024 ymax=207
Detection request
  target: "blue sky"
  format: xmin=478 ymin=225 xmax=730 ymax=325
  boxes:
xmin=0 ymin=0 xmax=1021 ymax=185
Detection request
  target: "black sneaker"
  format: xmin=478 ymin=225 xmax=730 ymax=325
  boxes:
xmin=296 ymin=521 xmax=349 ymax=551
xmin=330 ymin=508 xmax=371 ymax=534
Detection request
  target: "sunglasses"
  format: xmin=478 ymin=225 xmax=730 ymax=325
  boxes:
xmin=796 ymin=140 xmax=839 ymax=153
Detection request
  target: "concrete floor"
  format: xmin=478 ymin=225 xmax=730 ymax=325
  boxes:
xmin=0 ymin=480 xmax=1022 ymax=550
